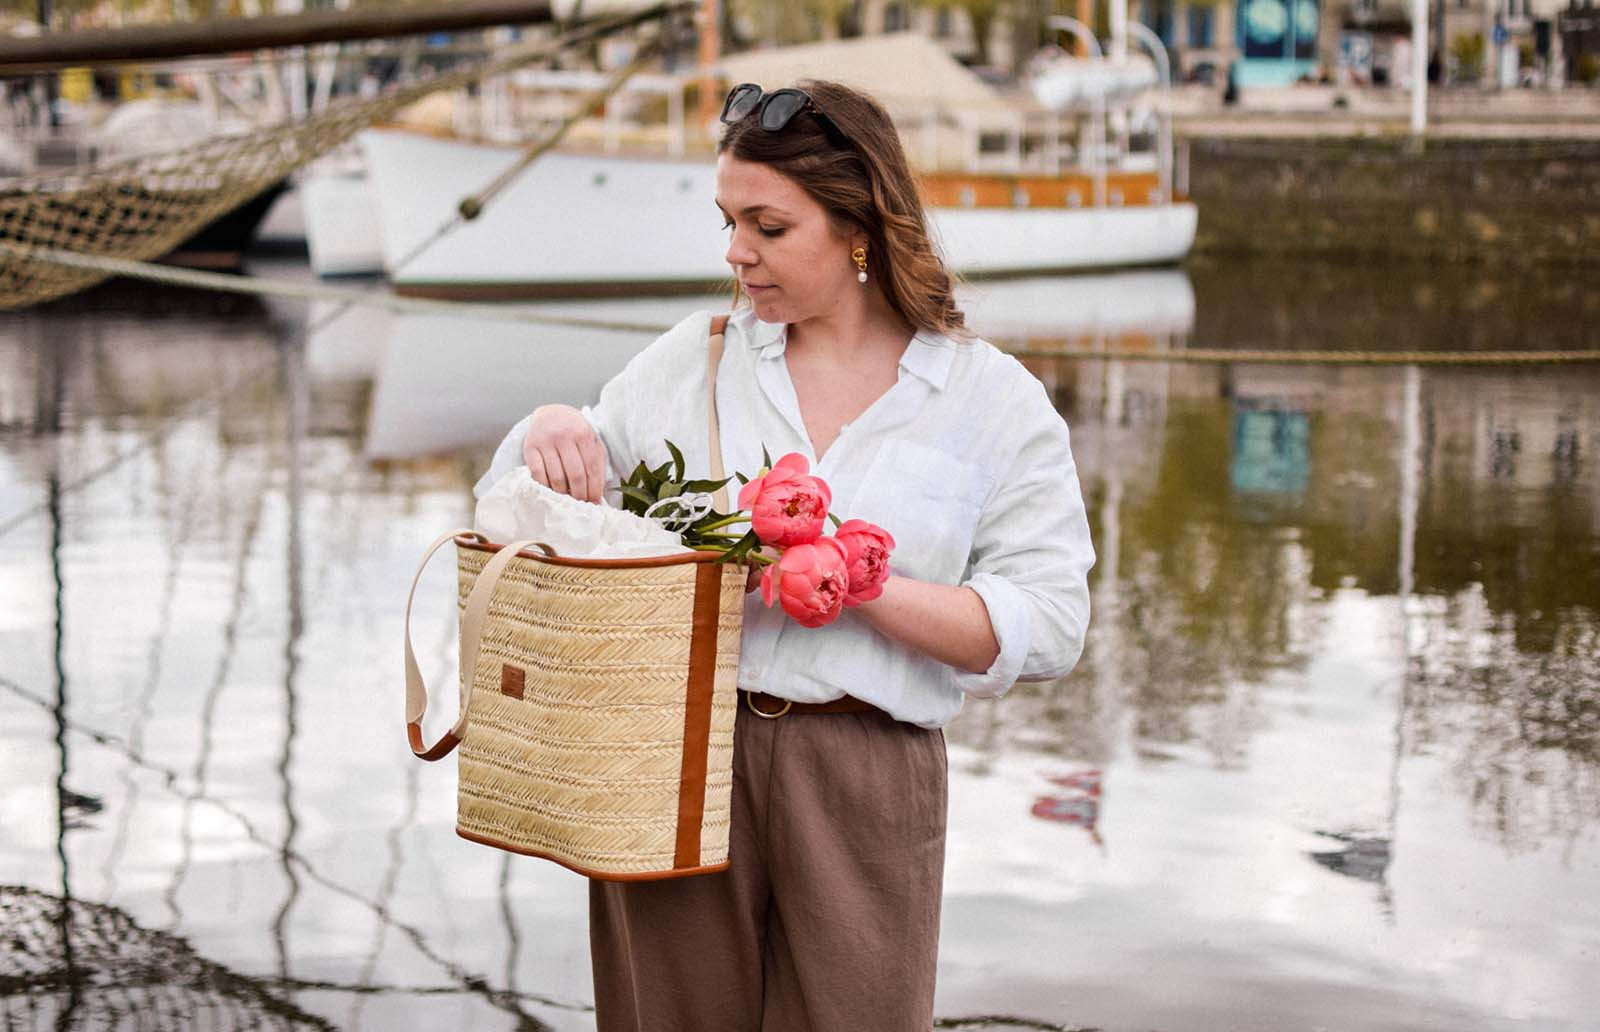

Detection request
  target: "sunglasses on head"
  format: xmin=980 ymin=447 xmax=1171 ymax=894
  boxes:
xmin=719 ymin=83 xmax=852 ymax=149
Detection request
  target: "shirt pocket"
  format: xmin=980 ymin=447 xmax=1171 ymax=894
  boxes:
xmin=847 ymin=439 xmax=990 ymax=586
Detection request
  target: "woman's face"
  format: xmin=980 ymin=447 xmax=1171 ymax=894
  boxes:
xmin=716 ymin=154 xmax=861 ymax=325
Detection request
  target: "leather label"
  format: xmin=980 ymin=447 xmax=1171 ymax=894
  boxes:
xmin=500 ymin=664 xmax=525 ymax=700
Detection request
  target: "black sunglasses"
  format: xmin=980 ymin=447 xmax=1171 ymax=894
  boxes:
xmin=719 ymin=83 xmax=852 ymax=149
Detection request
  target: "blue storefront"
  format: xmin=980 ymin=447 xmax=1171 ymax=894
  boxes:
xmin=1235 ymin=0 xmax=1321 ymax=85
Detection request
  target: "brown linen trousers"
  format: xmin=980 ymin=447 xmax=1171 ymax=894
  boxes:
xmin=590 ymin=700 xmax=949 ymax=1031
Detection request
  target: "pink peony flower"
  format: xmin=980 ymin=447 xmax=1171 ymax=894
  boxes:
xmin=759 ymin=538 xmax=850 ymax=628
xmin=833 ymin=519 xmax=896 ymax=606
xmin=737 ymin=452 xmax=832 ymax=548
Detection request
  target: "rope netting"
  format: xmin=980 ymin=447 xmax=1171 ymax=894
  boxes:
xmin=0 ymin=3 xmax=680 ymax=312
xmin=0 ymin=885 xmax=335 ymax=1031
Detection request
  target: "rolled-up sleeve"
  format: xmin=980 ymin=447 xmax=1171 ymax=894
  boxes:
xmin=950 ymin=377 xmax=1095 ymax=698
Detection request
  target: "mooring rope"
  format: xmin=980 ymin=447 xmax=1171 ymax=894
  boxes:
xmin=1008 ymin=344 xmax=1600 ymax=365
xmin=0 ymin=240 xmax=698 ymax=334
xmin=8 ymin=239 xmax=1599 ymax=365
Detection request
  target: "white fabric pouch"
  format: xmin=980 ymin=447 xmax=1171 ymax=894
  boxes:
xmin=473 ymin=466 xmax=687 ymax=560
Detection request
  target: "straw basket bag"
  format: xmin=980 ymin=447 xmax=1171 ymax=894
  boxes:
xmin=403 ymin=315 xmax=747 ymax=881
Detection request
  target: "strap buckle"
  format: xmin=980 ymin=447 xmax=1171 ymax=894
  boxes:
xmin=744 ymin=691 xmax=792 ymax=719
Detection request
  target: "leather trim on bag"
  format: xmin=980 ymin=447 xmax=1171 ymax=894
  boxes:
xmin=455 ymin=828 xmax=733 ymax=881
xmin=454 ymin=535 xmax=717 ymax=567
xmin=675 ymin=561 xmax=722 ymax=869
xmin=407 ymin=721 xmax=460 ymax=761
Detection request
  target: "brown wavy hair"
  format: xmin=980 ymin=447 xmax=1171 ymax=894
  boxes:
xmin=717 ymin=79 xmax=968 ymax=337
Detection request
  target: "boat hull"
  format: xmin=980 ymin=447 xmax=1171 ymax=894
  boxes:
xmin=168 ymin=179 xmax=289 ymax=270
xmin=354 ymin=128 xmax=1196 ymax=297
xmin=302 ymin=171 xmax=385 ymax=277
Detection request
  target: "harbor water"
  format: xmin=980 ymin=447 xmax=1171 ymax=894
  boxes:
xmin=1 ymin=254 xmax=1596 ymax=1031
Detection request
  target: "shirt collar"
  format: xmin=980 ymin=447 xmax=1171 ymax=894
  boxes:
xmin=741 ymin=313 xmax=955 ymax=392
xmin=899 ymin=331 xmax=955 ymax=390
xmin=745 ymin=313 xmax=787 ymax=357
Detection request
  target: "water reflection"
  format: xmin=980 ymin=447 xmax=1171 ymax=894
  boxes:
xmin=1022 ymin=349 xmax=1600 ymax=802
xmin=2 ymin=259 xmax=1597 ymax=1031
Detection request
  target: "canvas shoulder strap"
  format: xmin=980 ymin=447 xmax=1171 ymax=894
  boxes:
xmin=707 ymin=314 xmax=730 ymax=513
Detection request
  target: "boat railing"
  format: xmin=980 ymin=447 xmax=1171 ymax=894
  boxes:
xmin=488 ymin=67 xmax=692 ymax=155
xmin=1122 ymin=21 xmax=1174 ymax=204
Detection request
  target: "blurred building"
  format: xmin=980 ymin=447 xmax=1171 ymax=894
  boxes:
xmin=1340 ymin=0 xmax=1576 ymax=86
xmin=836 ymin=0 xmax=1581 ymax=88
xmin=1560 ymin=0 xmax=1600 ymax=83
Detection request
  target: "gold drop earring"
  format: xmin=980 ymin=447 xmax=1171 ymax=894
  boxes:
xmin=852 ymin=246 xmax=868 ymax=284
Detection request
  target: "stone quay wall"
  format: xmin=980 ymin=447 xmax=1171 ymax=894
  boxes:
xmin=1184 ymin=137 xmax=1600 ymax=267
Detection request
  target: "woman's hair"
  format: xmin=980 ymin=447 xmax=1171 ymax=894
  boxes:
xmin=716 ymin=79 xmax=967 ymax=337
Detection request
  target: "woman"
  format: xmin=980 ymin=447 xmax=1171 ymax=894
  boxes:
xmin=478 ymin=80 xmax=1094 ymax=1031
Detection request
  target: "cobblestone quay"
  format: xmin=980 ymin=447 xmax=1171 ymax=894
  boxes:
xmin=1186 ymin=136 xmax=1600 ymax=266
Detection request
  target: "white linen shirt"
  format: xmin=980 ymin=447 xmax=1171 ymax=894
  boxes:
xmin=476 ymin=307 xmax=1095 ymax=729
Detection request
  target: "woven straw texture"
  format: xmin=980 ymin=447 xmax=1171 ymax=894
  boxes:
xmin=454 ymin=544 xmax=745 ymax=877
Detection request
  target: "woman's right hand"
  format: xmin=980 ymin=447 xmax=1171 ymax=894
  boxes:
xmin=522 ymin=404 xmax=607 ymax=503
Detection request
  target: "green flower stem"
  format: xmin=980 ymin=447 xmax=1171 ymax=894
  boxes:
xmin=696 ymin=514 xmax=751 ymax=533
xmin=689 ymin=544 xmax=775 ymax=565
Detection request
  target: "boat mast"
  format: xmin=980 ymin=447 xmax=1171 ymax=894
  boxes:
xmin=696 ymin=0 xmax=720 ymax=130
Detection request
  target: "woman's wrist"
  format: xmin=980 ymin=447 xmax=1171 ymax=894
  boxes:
xmin=850 ymin=575 xmax=999 ymax=674
xmin=849 ymin=573 xmax=897 ymax=626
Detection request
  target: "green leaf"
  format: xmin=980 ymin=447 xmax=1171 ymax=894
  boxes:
xmin=722 ymin=530 xmax=760 ymax=562
xmin=618 ymin=484 xmax=657 ymax=510
xmin=682 ymin=476 xmax=733 ymax=493
xmin=628 ymin=461 xmax=660 ymax=494
xmin=734 ymin=472 xmax=749 ymax=485
xmin=665 ymin=439 xmax=686 ymax=483
xmin=658 ymin=481 xmax=683 ymax=500
xmin=761 ymin=444 xmax=773 ymax=469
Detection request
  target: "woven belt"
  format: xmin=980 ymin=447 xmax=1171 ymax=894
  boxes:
xmin=741 ymin=689 xmax=879 ymax=719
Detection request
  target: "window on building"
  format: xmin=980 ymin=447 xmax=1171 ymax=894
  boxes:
xmin=935 ymin=5 xmax=952 ymax=38
xmin=884 ymin=2 xmax=906 ymax=32
xmin=1142 ymin=0 xmax=1175 ymax=43
xmin=1189 ymin=4 xmax=1215 ymax=47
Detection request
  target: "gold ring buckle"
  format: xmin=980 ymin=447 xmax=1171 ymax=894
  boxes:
xmin=744 ymin=691 xmax=792 ymax=719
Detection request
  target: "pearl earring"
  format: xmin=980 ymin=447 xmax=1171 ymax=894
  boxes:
xmin=852 ymin=246 xmax=868 ymax=284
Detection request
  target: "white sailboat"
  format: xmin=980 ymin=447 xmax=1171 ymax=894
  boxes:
xmin=324 ymin=22 xmax=1195 ymax=293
